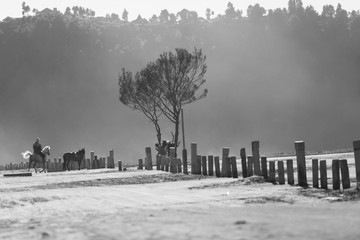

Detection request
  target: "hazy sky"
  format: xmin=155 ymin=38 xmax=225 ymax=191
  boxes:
xmin=1 ymin=0 xmax=360 ymax=20
xmin=1 ymin=0 xmax=360 ymax=166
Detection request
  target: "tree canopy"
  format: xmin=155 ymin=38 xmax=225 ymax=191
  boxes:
xmin=119 ymin=49 xmax=207 ymax=156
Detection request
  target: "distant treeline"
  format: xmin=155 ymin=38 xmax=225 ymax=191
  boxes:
xmin=1 ymin=0 xmax=359 ymax=79
xmin=1 ymin=0 xmax=360 ymax=105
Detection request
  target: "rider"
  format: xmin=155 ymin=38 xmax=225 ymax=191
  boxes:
xmin=33 ymin=137 xmax=44 ymax=159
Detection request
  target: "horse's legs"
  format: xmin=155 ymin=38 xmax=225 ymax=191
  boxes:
xmin=28 ymin=160 xmax=32 ymax=172
xmin=40 ymin=160 xmax=46 ymax=173
xmin=44 ymin=160 xmax=47 ymax=173
xmin=39 ymin=162 xmax=45 ymax=173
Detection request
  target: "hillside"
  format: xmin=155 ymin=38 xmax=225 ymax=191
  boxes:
xmin=1 ymin=3 xmax=360 ymax=164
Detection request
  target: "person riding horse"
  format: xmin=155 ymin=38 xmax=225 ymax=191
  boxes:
xmin=155 ymin=141 xmax=168 ymax=156
xmin=155 ymin=140 xmax=176 ymax=156
xmin=22 ymin=138 xmax=51 ymax=173
xmin=33 ymin=137 xmax=45 ymax=160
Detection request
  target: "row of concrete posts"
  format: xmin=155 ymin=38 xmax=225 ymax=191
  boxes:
xmin=139 ymin=140 xmax=360 ymax=190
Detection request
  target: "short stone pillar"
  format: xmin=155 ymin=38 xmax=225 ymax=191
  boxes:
xmin=177 ymin=159 xmax=182 ymax=173
xmin=86 ymin=159 xmax=90 ymax=170
xmin=320 ymin=160 xmax=328 ymax=189
xmin=107 ymin=149 xmax=115 ymax=168
xmin=221 ymin=147 xmax=230 ymax=177
xmin=156 ymin=155 xmax=161 ymax=170
xmin=231 ymin=156 xmax=238 ymax=178
xmin=251 ymin=141 xmax=261 ymax=175
xmin=138 ymin=159 xmax=143 ymax=170
xmin=191 ymin=143 xmax=200 ymax=174
xmin=240 ymin=148 xmax=247 ymax=178
xmin=353 ymin=140 xmax=360 ymax=189
xmin=278 ymin=161 xmax=285 ymax=184
xmin=160 ymin=155 xmax=165 ymax=171
xmin=208 ymin=155 xmax=214 ymax=176
xmin=118 ymin=160 xmax=122 ymax=171
xmin=295 ymin=141 xmax=307 ymax=187
xmin=145 ymin=147 xmax=153 ymax=170
xmin=340 ymin=159 xmax=350 ymax=189
xmin=312 ymin=159 xmax=319 ymax=188
xmin=214 ymin=156 xmax=221 ymax=177
xmin=182 ymin=149 xmax=188 ymax=174
xmin=287 ymin=159 xmax=294 ymax=185
xmin=90 ymin=151 xmax=95 ymax=169
xmin=165 ymin=157 xmax=170 ymax=172
xmin=196 ymin=155 xmax=202 ymax=174
xmin=261 ymin=157 xmax=268 ymax=179
xmin=170 ymin=147 xmax=177 ymax=173
xmin=201 ymin=156 xmax=207 ymax=175
xmin=247 ymin=156 xmax=253 ymax=177
xmin=332 ymin=159 xmax=340 ymax=190
xmin=268 ymin=161 xmax=276 ymax=183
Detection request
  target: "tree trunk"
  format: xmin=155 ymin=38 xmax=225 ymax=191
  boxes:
xmin=174 ymin=112 xmax=180 ymax=158
xmin=155 ymin=123 xmax=161 ymax=146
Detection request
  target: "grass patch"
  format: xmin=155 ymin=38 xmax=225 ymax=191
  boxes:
xmin=245 ymin=196 xmax=295 ymax=204
xmin=0 ymin=200 xmax=20 ymax=209
xmin=298 ymin=187 xmax=360 ymax=202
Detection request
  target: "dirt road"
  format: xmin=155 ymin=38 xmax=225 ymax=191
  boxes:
xmin=1 ymin=170 xmax=360 ymax=240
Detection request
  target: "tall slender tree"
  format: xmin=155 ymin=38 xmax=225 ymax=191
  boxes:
xmin=119 ymin=64 xmax=163 ymax=146
xmin=118 ymin=48 xmax=207 ymax=157
xmin=122 ymin=9 xmax=129 ymax=22
xmin=21 ymin=2 xmax=31 ymax=16
xmin=154 ymin=48 xmax=207 ymax=156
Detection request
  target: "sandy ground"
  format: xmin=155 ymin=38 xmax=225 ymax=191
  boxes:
xmin=1 ymin=168 xmax=360 ymax=240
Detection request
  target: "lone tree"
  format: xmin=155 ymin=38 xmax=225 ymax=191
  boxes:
xmin=118 ymin=48 xmax=207 ymax=157
xmin=119 ymin=62 xmax=163 ymax=146
xmin=155 ymin=48 xmax=207 ymax=156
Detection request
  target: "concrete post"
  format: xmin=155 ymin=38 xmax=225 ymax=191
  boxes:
xmin=201 ymin=156 xmax=207 ymax=175
xmin=191 ymin=143 xmax=199 ymax=174
xmin=221 ymin=147 xmax=230 ymax=177
xmin=251 ymin=141 xmax=261 ymax=175
xmin=320 ymin=160 xmax=328 ymax=189
xmin=231 ymin=156 xmax=238 ymax=178
xmin=332 ymin=159 xmax=340 ymax=190
xmin=312 ymin=159 xmax=319 ymax=188
xmin=214 ymin=156 xmax=220 ymax=177
xmin=340 ymin=159 xmax=350 ymax=189
xmin=182 ymin=149 xmax=188 ymax=174
xmin=353 ymin=140 xmax=360 ymax=189
xmin=261 ymin=157 xmax=268 ymax=179
xmin=208 ymin=155 xmax=214 ymax=176
xmin=118 ymin=160 xmax=122 ymax=171
xmin=240 ymin=148 xmax=247 ymax=178
xmin=295 ymin=141 xmax=307 ymax=187
xmin=145 ymin=147 xmax=152 ymax=170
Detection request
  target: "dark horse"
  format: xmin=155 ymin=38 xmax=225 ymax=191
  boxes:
xmin=63 ymin=148 xmax=85 ymax=171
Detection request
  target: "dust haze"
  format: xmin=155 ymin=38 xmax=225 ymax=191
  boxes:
xmin=1 ymin=3 xmax=360 ymax=165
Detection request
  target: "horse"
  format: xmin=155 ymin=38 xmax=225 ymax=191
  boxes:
xmin=22 ymin=146 xmax=51 ymax=173
xmin=63 ymin=148 xmax=85 ymax=171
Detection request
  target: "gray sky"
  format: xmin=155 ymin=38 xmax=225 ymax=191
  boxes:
xmin=1 ymin=0 xmax=360 ymax=20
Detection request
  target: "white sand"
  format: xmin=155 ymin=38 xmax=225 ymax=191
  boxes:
xmin=1 ymin=169 xmax=360 ymax=240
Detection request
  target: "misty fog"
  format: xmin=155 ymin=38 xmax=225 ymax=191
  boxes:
xmin=1 ymin=2 xmax=360 ymax=165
